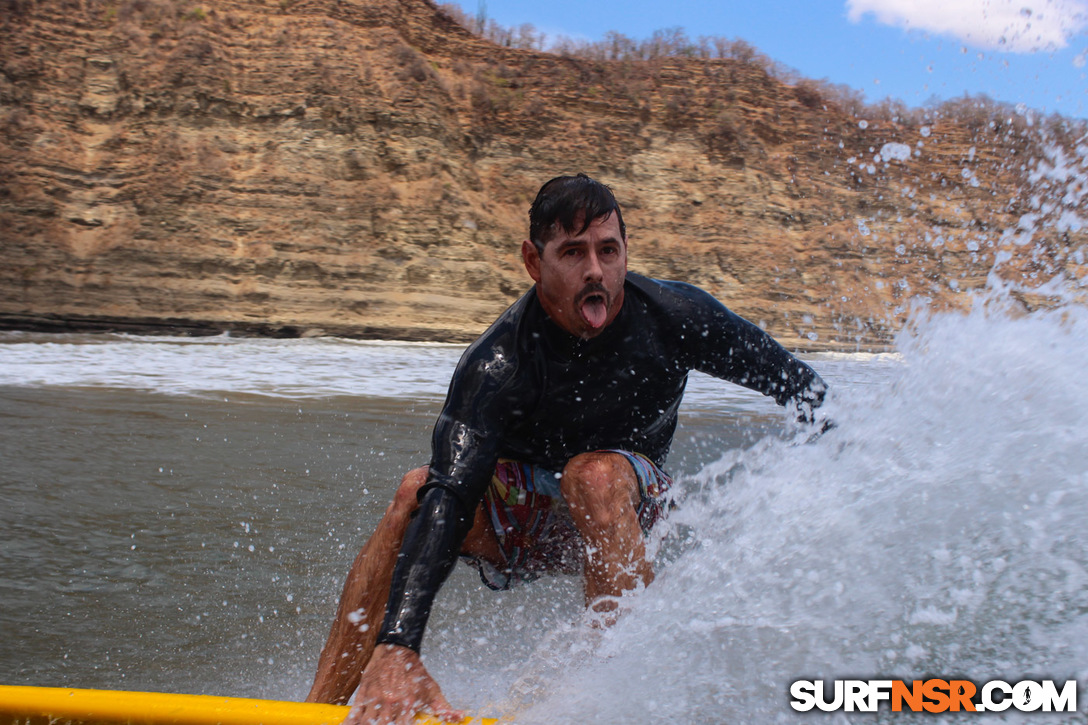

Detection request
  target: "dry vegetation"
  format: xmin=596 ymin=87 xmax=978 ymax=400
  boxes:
xmin=436 ymin=1 xmax=1086 ymax=138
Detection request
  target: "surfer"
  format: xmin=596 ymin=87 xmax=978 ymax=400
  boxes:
xmin=306 ymin=173 xmax=828 ymax=724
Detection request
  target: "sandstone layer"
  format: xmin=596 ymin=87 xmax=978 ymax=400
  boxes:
xmin=2 ymin=0 xmax=1084 ymax=350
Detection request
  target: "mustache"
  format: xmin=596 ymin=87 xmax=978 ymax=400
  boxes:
xmin=576 ymin=282 xmax=609 ymax=304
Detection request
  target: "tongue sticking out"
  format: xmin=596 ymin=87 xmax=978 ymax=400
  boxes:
xmin=580 ymin=296 xmax=608 ymax=329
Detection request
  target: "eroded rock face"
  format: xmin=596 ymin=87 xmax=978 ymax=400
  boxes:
xmin=1 ymin=0 xmax=1082 ymax=349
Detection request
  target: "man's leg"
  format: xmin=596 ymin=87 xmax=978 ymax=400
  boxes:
xmin=307 ymin=467 xmax=503 ymax=705
xmin=559 ymin=451 xmax=653 ymax=614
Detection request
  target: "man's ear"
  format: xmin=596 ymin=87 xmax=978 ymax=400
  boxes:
xmin=522 ymin=239 xmax=542 ymax=283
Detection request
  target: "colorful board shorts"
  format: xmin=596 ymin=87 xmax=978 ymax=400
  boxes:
xmin=461 ymin=449 xmax=673 ymax=590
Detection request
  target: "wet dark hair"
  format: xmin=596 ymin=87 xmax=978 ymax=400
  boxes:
xmin=527 ymin=173 xmax=626 ymax=251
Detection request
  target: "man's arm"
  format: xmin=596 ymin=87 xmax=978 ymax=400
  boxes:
xmin=344 ymin=334 xmax=517 ymax=721
xmin=674 ymin=282 xmax=828 ymax=418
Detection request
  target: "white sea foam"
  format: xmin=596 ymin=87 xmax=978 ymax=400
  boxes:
xmin=0 ymin=334 xmax=463 ymax=400
xmin=0 ymin=332 xmax=864 ymax=413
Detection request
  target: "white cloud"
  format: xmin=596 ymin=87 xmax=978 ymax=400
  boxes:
xmin=846 ymin=0 xmax=1088 ymax=52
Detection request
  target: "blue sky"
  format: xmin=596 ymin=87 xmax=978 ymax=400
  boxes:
xmin=448 ymin=0 xmax=1088 ymax=119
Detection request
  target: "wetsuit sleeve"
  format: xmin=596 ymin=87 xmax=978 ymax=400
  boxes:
xmin=375 ymin=342 xmax=515 ymax=652
xmin=679 ymin=283 xmax=827 ymax=421
xmin=376 ymin=486 xmax=472 ymax=652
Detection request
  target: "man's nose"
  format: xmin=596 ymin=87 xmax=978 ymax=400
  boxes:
xmin=583 ymin=250 xmax=603 ymax=281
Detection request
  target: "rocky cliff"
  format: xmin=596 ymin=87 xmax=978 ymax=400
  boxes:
xmin=1 ymin=0 xmax=1084 ymax=350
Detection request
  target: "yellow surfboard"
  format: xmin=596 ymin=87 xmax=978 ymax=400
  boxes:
xmin=0 ymin=686 xmax=496 ymax=725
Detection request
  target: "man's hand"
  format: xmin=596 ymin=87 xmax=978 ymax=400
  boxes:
xmin=343 ymin=644 xmax=464 ymax=725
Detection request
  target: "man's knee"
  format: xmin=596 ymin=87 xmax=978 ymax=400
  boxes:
xmin=390 ymin=466 xmax=429 ymax=513
xmin=561 ymin=452 xmax=638 ymax=524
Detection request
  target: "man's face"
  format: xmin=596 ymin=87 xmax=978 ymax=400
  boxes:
xmin=521 ymin=211 xmax=627 ymax=339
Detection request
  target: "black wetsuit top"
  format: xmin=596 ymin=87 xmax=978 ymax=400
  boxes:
xmin=377 ymin=273 xmax=826 ymax=652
